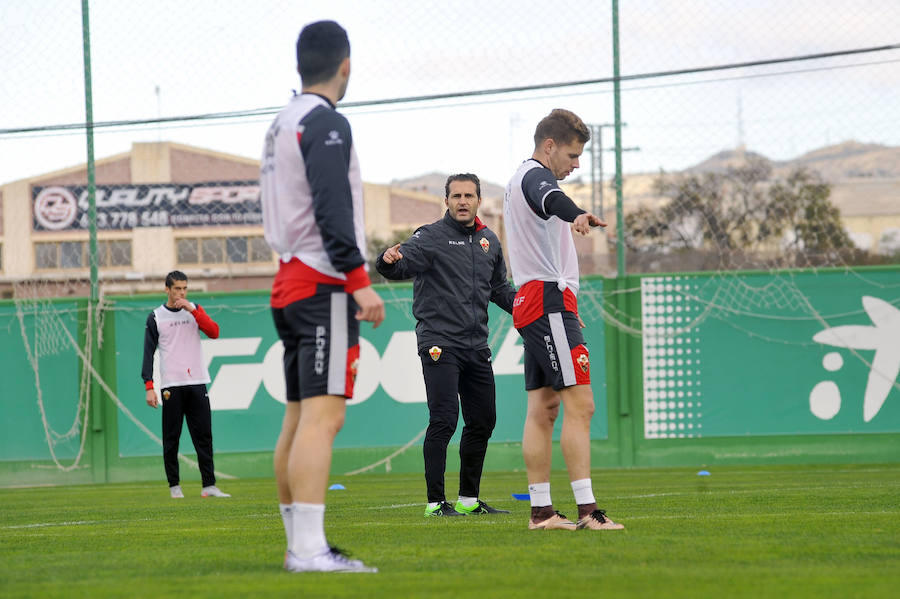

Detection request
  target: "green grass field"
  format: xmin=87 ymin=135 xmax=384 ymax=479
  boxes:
xmin=2 ymin=463 xmax=899 ymax=598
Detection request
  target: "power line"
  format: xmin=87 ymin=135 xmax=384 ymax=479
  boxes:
xmin=2 ymin=43 xmax=898 ymax=137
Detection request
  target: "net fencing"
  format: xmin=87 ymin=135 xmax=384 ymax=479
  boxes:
xmin=1 ymin=1 xmax=899 ymax=470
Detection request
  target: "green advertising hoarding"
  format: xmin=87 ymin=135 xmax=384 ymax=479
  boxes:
xmin=112 ymin=282 xmax=609 ymax=458
xmin=640 ymin=270 xmax=900 ymax=438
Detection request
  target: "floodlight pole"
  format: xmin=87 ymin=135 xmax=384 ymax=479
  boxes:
xmin=82 ymin=0 xmax=107 ymax=481
xmin=612 ymin=0 xmax=625 ymax=278
xmin=81 ymin=0 xmax=98 ymax=302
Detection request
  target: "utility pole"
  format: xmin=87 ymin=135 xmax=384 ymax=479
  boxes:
xmin=588 ymin=122 xmax=637 ymax=221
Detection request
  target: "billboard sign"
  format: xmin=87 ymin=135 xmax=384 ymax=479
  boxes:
xmin=32 ymin=181 xmax=261 ymax=231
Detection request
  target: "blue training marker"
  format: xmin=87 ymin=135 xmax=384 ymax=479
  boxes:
xmin=697 ymin=470 xmax=711 ymax=476
xmin=328 ymin=483 xmax=346 ymax=490
xmin=512 ymin=493 xmax=530 ymax=500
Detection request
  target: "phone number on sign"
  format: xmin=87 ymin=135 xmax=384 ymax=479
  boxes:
xmin=78 ymin=210 xmax=171 ymax=229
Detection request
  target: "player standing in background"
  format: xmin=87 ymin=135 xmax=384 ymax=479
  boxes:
xmin=142 ymin=270 xmax=230 ymax=499
xmin=503 ymin=109 xmax=624 ymax=531
xmin=376 ymin=173 xmax=514 ymax=518
xmin=260 ymin=20 xmax=384 ymax=573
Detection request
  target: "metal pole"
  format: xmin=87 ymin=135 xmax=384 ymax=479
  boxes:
xmin=81 ymin=0 xmax=98 ymax=302
xmin=82 ymin=0 xmax=106 ymax=480
xmin=597 ymin=126 xmax=605 ymax=221
xmin=612 ymin=0 xmax=625 ymax=278
xmin=590 ymin=125 xmax=600 ymax=217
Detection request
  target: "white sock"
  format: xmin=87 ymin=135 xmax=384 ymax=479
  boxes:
xmin=457 ymin=496 xmax=477 ymax=508
xmin=426 ymin=501 xmax=441 ymax=511
xmin=290 ymin=502 xmax=328 ymax=559
xmin=528 ymin=482 xmax=551 ymax=507
xmin=279 ymin=504 xmax=293 ymax=550
xmin=571 ymin=478 xmax=596 ymax=505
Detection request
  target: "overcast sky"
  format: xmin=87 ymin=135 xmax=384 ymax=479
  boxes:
xmin=2 ymin=0 xmax=898 ymax=187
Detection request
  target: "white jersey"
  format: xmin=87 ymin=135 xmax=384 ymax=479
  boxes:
xmin=503 ymin=159 xmax=580 ymax=294
xmin=260 ymin=93 xmax=366 ymax=280
xmin=152 ymin=304 xmax=210 ymax=388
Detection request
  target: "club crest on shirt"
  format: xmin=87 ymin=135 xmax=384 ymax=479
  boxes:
xmin=429 ymin=346 xmax=442 ymax=362
xmin=162 ymin=389 xmax=171 ymax=400
xmin=576 ymin=352 xmax=590 ymax=373
xmin=480 ymin=237 xmax=490 ymax=253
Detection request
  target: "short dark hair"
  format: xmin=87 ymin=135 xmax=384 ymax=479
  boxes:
xmin=165 ymin=270 xmax=187 ymax=288
xmin=534 ymin=109 xmax=590 ymax=147
xmin=445 ymin=173 xmax=481 ymax=199
xmin=296 ymin=21 xmax=350 ymax=87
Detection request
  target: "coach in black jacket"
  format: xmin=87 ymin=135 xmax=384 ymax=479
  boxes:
xmin=376 ymin=173 xmax=516 ymax=517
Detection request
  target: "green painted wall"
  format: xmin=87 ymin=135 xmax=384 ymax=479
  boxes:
xmin=2 ymin=266 xmax=898 ymax=487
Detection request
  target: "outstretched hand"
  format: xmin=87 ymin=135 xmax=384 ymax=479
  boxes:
xmin=573 ymin=212 xmax=607 ymax=235
xmin=381 ymin=243 xmax=403 ymax=264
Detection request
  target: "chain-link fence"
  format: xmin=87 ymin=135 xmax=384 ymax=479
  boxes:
xmin=2 ymin=0 xmax=900 ymax=480
xmin=2 ymin=0 xmax=899 ymax=293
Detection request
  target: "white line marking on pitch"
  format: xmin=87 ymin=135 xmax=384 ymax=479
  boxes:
xmin=4 ymin=520 xmax=95 ymax=530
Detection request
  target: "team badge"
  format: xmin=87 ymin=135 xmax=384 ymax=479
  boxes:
xmin=350 ymin=358 xmax=359 ymax=384
xmin=162 ymin=389 xmax=171 ymax=400
xmin=429 ymin=346 xmax=442 ymax=362
xmin=576 ymin=353 xmax=590 ymax=373
xmin=480 ymin=237 xmax=490 ymax=253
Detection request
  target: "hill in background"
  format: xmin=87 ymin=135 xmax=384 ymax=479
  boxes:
xmin=390 ymin=140 xmax=900 ymax=220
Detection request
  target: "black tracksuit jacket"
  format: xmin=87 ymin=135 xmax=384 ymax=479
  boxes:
xmin=375 ymin=211 xmax=516 ymax=353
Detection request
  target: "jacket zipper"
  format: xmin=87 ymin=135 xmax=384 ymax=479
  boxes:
xmin=470 ymin=233 xmax=479 ymax=345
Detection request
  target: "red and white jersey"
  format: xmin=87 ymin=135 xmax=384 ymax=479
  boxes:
xmin=150 ymin=303 xmax=210 ymax=388
xmin=503 ymin=158 xmax=580 ymax=294
xmin=260 ymin=93 xmax=367 ymax=283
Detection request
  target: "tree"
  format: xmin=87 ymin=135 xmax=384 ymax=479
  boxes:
xmin=625 ymin=157 xmax=857 ymax=269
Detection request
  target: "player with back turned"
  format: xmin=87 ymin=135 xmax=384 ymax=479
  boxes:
xmin=260 ymin=20 xmax=384 ymax=573
xmin=504 ymin=108 xmax=625 ymax=531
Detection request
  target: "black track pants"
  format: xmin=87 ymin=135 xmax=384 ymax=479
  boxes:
xmin=420 ymin=347 xmax=497 ymax=503
xmin=161 ymin=384 xmax=216 ymax=488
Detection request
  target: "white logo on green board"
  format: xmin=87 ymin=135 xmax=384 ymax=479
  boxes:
xmin=811 ymin=296 xmax=900 ymax=422
xmin=150 ymin=328 xmax=526 ymax=410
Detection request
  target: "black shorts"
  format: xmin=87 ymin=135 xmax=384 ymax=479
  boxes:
xmin=518 ymin=312 xmax=591 ymax=391
xmin=271 ymin=284 xmax=360 ymax=401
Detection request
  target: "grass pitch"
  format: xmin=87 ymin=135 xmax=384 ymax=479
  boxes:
xmin=2 ymin=463 xmax=899 ymax=598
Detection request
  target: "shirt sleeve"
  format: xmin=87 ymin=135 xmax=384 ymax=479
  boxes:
xmin=375 ymin=226 xmax=434 ymax=280
xmin=490 ymin=238 xmax=517 ymax=314
xmin=141 ymin=312 xmax=159 ymax=387
xmin=191 ymin=304 xmax=220 ymax=339
xmin=544 ymin=190 xmax=587 ymax=222
xmin=521 ymin=166 xmax=563 ymax=219
xmin=300 ymin=107 xmax=366 ymax=275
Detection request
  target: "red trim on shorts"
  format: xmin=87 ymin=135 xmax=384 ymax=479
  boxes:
xmin=345 ymin=344 xmax=361 ymax=398
xmin=563 ymin=288 xmax=579 ymax=315
xmin=270 ymin=258 xmax=346 ymax=308
xmin=571 ymin=344 xmax=591 ymax=385
xmin=513 ymin=280 xmax=580 ymax=329
xmin=512 ymin=280 xmax=545 ymax=329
